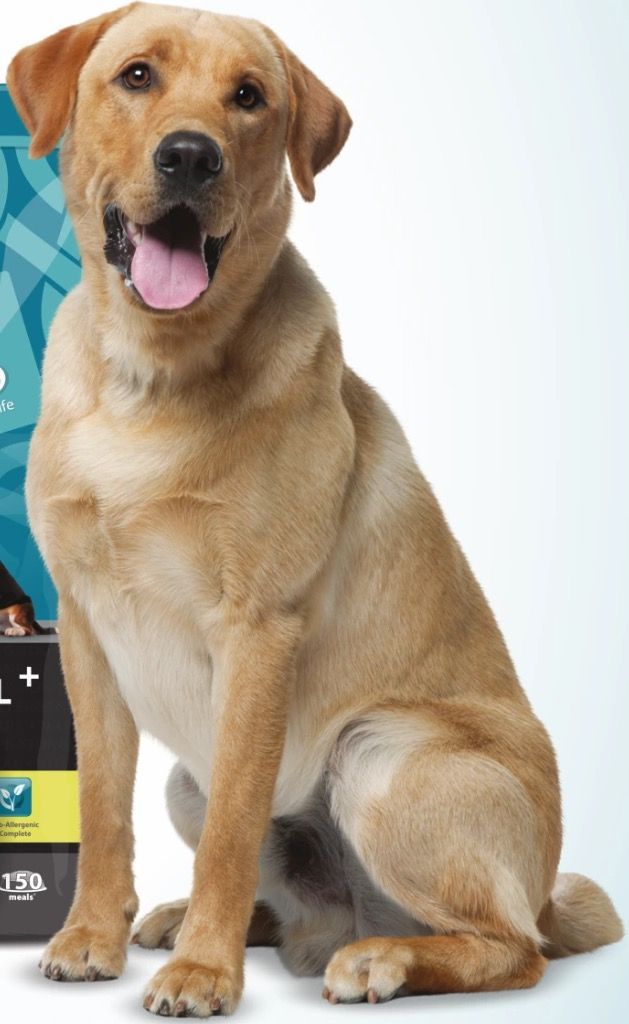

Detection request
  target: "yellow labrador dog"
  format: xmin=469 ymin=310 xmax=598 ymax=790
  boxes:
xmin=7 ymin=2 xmax=622 ymax=1016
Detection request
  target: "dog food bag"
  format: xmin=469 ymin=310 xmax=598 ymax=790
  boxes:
xmin=1 ymin=84 xmax=82 ymax=937
xmin=0 ymin=631 xmax=79 ymax=937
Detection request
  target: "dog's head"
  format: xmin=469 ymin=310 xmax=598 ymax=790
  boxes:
xmin=7 ymin=3 xmax=351 ymax=314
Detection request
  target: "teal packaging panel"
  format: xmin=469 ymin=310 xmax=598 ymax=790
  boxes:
xmin=0 ymin=84 xmax=81 ymax=617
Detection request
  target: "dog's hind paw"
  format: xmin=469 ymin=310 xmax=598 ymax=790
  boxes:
xmin=323 ymin=938 xmax=411 ymax=1004
xmin=131 ymin=899 xmax=188 ymax=950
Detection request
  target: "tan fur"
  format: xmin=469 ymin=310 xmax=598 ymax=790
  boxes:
xmin=132 ymin=900 xmax=278 ymax=951
xmin=6 ymin=2 xmax=622 ymax=1016
xmin=538 ymin=873 xmax=624 ymax=958
xmin=323 ymin=934 xmax=548 ymax=1002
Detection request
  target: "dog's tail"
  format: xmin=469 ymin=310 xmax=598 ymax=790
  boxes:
xmin=538 ymin=872 xmax=623 ymax=958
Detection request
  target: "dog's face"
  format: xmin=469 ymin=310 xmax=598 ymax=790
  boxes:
xmin=7 ymin=3 xmax=351 ymax=314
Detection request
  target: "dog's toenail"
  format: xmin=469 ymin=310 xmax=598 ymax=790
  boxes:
xmin=367 ymin=988 xmax=378 ymax=1003
xmin=329 ymin=993 xmax=339 ymax=1004
xmin=174 ymin=1001 xmax=187 ymax=1017
xmin=143 ymin=993 xmax=154 ymax=1010
xmin=131 ymin=933 xmax=139 ymax=944
xmin=86 ymin=966 xmax=97 ymax=981
xmin=51 ymin=965 xmax=62 ymax=980
xmin=210 ymin=998 xmax=221 ymax=1012
xmin=159 ymin=999 xmax=171 ymax=1015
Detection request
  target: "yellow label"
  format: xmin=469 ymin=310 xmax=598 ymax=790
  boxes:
xmin=0 ymin=771 xmax=80 ymax=843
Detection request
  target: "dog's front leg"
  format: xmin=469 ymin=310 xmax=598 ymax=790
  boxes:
xmin=40 ymin=596 xmax=139 ymax=981
xmin=143 ymin=612 xmax=300 ymax=1018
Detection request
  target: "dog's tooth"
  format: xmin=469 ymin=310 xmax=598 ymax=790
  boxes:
xmin=124 ymin=218 xmax=142 ymax=244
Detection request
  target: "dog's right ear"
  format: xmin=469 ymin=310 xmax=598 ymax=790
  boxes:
xmin=6 ymin=4 xmax=136 ymax=159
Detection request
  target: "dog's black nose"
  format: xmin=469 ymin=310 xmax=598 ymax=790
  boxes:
xmin=154 ymin=131 xmax=223 ymax=189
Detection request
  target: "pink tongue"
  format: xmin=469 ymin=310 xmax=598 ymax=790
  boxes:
xmin=131 ymin=232 xmax=208 ymax=310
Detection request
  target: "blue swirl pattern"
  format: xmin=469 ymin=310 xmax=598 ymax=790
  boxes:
xmin=0 ymin=85 xmax=81 ymax=616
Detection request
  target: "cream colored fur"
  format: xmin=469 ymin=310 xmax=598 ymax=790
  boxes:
xmin=6 ymin=2 xmax=622 ymax=1015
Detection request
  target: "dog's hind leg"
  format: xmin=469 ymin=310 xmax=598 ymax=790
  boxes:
xmin=322 ymin=708 xmax=556 ymax=1003
xmin=323 ymin=932 xmax=546 ymax=1003
xmin=164 ymin=761 xmax=207 ymax=853
xmin=131 ymin=898 xmax=190 ymax=951
xmin=132 ymin=763 xmax=203 ymax=949
xmin=132 ymin=763 xmax=279 ymax=949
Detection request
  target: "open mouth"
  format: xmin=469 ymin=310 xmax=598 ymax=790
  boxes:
xmin=103 ymin=204 xmax=228 ymax=311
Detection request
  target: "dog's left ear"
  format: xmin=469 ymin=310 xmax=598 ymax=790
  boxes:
xmin=6 ymin=4 xmax=136 ymax=158
xmin=267 ymin=32 xmax=352 ymax=202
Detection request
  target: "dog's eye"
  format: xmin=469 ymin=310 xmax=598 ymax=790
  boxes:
xmin=234 ymin=84 xmax=263 ymax=109
xmin=121 ymin=63 xmax=152 ymax=90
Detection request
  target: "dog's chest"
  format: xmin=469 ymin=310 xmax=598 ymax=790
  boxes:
xmin=36 ymin=415 xmax=232 ymax=780
xmin=61 ymin=494 xmax=222 ymax=785
xmin=44 ymin=412 xmax=226 ymax=592
xmin=90 ymin=590 xmax=216 ymax=785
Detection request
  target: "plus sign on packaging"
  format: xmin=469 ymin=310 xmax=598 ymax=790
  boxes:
xmin=0 ymin=86 xmax=80 ymax=937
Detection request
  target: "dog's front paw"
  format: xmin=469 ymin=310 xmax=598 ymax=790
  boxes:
xmin=40 ymin=924 xmax=127 ymax=981
xmin=143 ymin=958 xmax=242 ymax=1017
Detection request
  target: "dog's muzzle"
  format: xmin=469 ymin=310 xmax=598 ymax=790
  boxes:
xmin=102 ymin=130 xmax=229 ymax=313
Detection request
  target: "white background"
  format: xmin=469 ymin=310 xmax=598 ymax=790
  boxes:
xmin=1 ymin=1 xmax=628 ymax=1021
